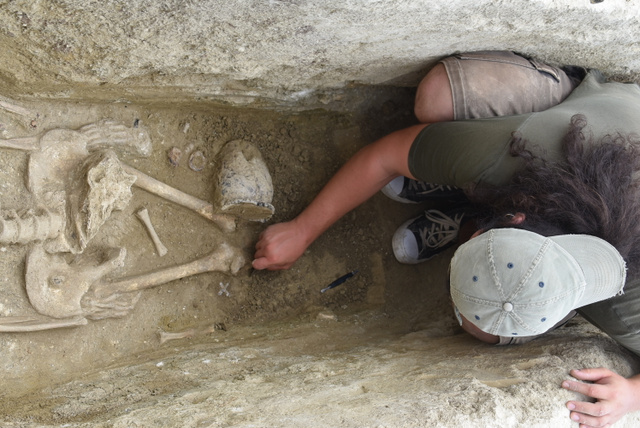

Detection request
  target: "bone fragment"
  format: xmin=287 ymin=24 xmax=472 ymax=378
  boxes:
xmin=158 ymin=328 xmax=196 ymax=344
xmin=26 ymin=244 xmax=127 ymax=319
xmin=188 ymin=150 xmax=206 ymax=171
xmin=0 ymin=136 xmax=40 ymax=151
xmin=158 ymin=323 xmax=225 ymax=344
xmin=167 ymin=147 xmax=182 ymax=167
xmin=92 ymin=243 xmax=245 ymax=299
xmin=136 ymin=208 xmax=168 ymax=256
xmin=79 ymin=119 xmax=152 ymax=158
xmin=121 ymin=163 xmax=236 ymax=233
xmin=0 ymin=316 xmax=88 ymax=332
xmin=77 ymin=151 xmax=137 ymax=248
xmin=0 ymin=98 xmax=35 ymax=117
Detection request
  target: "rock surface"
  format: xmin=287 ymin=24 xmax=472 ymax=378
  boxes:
xmin=0 ymin=1 xmax=638 ymax=107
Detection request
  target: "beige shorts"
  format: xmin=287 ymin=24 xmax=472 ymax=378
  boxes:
xmin=440 ymin=51 xmax=580 ymax=120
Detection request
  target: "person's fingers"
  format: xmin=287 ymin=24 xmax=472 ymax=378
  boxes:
xmin=254 ymin=238 xmax=264 ymax=251
xmin=568 ymin=409 xmax=612 ymax=428
xmin=562 ymin=379 xmax=609 ymax=401
xmin=570 ymin=368 xmax=614 ymax=382
xmin=252 ymin=257 xmax=269 ymax=270
xmin=252 ymin=257 xmax=291 ymax=271
xmin=567 ymin=400 xmax=611 ymax=418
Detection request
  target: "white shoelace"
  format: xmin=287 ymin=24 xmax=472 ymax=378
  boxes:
xmin=419 ymin=209 xmax=464 ymax=249
xmin=408 ymin=180 xmax=457 ymax=195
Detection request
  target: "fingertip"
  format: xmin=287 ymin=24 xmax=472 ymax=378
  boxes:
xmin=252 ymin=258 xmax=265 ymax=270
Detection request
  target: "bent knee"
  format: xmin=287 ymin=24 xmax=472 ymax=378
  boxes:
xmin=414 ymin=63 xmax=454 ymax=123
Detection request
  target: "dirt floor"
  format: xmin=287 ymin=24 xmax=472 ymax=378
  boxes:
xmin=0 ymin=86 xmax=423 ymax=398
xmin=1 ymin=88 xmax=639 ymax=427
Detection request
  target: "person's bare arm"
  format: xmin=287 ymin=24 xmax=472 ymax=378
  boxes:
xmin=252 ymin=124 xmax=428 ymax=270
xmin=562 ymin=368 xmax=640 ymax=427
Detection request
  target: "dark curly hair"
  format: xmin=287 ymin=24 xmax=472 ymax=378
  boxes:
xmin=466 ymin=114 xmax=640 ymax=275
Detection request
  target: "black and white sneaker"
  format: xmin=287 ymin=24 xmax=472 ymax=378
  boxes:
xmin=392 ymin=206 xmax=467 ymax=264
xmin=381 ymin=176 xmax=465 ymax=203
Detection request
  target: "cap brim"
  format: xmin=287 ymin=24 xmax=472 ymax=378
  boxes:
xmin=550 ymin=234 xmax=626 ymax=305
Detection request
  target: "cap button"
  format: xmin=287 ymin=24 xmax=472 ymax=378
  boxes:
xmin=503 ymin=302 xmax=514 ymax=312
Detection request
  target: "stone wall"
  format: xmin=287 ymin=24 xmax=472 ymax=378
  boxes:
xmin=0 ymin=0 xmax=638 ymax=107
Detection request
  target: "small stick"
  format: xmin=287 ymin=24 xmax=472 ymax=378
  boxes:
xmin=136 ymin=208 xmax=168 ymax=256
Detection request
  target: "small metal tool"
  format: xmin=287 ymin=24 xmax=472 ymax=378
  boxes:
xmin=320 ymin=270 xmax=359 ymax=293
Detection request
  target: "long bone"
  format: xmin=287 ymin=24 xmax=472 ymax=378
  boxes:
xmin=136 ymin=207 xmax=168 ymax=256
xmin=121 ymin=163 xmax=236 ymax=232
xmin=91 ymin=243 xmax=245 ymax=299
xmin=0 ymin=316 xmax=88 ymax=332
xmin=23 ymin=242 xmax=245 ymax=321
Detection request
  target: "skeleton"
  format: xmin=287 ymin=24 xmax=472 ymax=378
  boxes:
xmin=0 ymin=120 xmax=152 ymax=253
xmin=0 ymin=120 xmax=238 ymax=248
xmin=0 ymin=125 xmax=276 ymax=245
xmin=0 ymin=241 xmax=245 ymax=331
xmin=0 ymin=120 xmax=274 ymax=332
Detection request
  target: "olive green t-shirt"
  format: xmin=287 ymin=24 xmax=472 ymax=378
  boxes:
xmin=408 ymin=71 xmax=640 ymax=187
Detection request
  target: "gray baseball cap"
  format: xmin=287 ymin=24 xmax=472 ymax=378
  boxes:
xmin=450 ymin=228 xmax=626 ymax=337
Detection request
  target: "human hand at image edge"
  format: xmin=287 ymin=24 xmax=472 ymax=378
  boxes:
xmin=252 ymin=220 xmax=311 ymax=271
xmin=562 ymin=367 xmax=640 ymax=428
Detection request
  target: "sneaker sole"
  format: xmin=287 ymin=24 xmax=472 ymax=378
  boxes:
xmin=380 ymin=182 xmax=420 ymax=204
xmin=392 ymin=217 xmax=429 ymax=264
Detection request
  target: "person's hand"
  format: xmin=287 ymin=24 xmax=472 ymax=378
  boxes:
xmin=562 ymin=368 xmax=640 ymax=427
xmin=252 ymin=220 xmax=310 ymax=270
